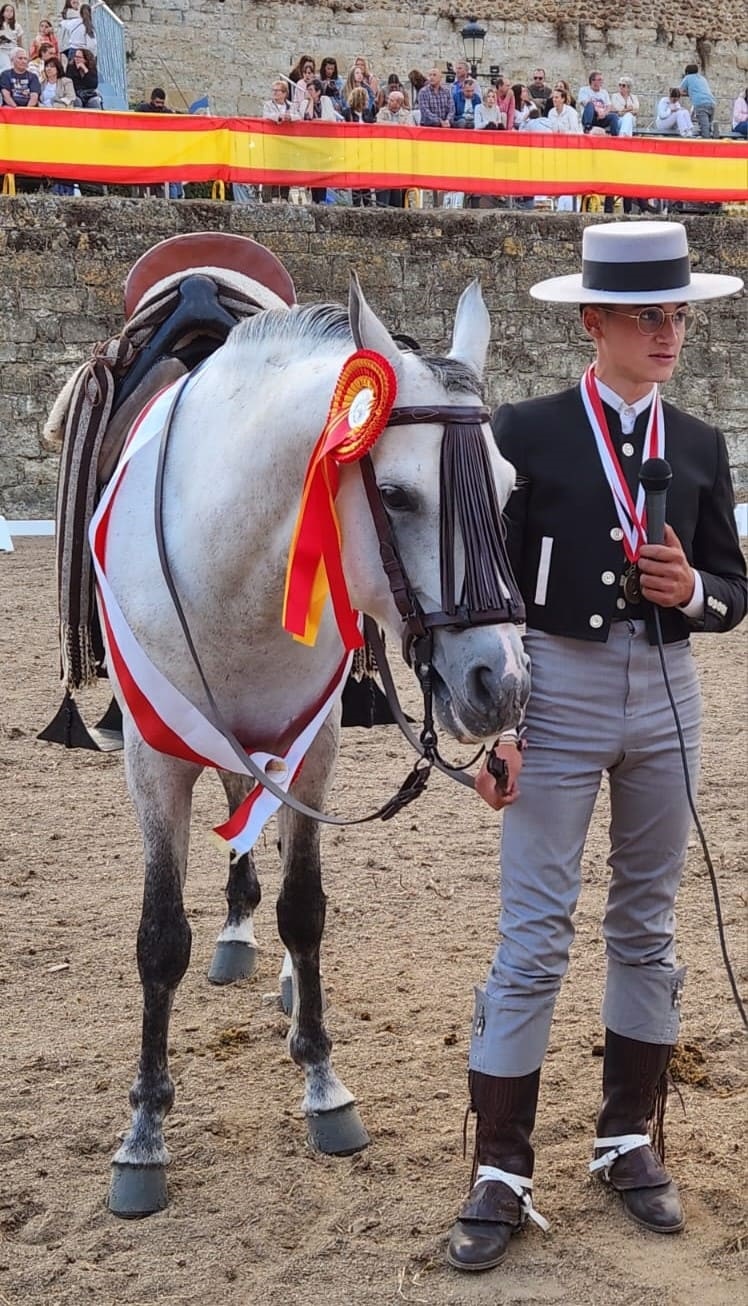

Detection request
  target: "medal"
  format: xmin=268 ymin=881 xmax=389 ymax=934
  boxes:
xmin=622 ymin=564 xmax=642 ymax=605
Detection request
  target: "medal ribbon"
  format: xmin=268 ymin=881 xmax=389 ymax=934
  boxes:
xmin=283 ymin=349 xmax=398 ymax=650
xmin=580 ymin=366 xmax=665 ymax=563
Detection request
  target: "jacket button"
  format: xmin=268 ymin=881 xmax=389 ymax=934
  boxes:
xmin=621 ymin=442 xmax=635 ymax=457
xmin=589 ymin=614 xmax=603 ymax=629
xmin=601 ymin=571 xmax=615 ymax=585
xmin=610 ymin=527 xmax=624 ymax=541
xmin=616 ymin=597 xmax=626 ymax=610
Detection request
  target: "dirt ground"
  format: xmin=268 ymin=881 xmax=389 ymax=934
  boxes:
xmin=0 ymin=537 xmax=745 ymax=1306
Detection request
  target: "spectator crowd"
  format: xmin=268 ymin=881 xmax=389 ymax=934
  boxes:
xmin=0 ymin=21 xmax=745 ymax=204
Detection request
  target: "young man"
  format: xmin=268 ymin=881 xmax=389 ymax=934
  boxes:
xmin=448 ymin=222 xmax=746 ymax=1273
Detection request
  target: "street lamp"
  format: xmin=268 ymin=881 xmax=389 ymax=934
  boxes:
xmin=460 ymin=17 xmax=487 ymax=79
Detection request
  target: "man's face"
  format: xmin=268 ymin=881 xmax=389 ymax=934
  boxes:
xmin=533 ymin=69 xmax=545 ymax=83
xmin=428 ymin=68 xmax=441 ymax=88
xmin=590 ymin=73 xmax=603 ymax=91
xmin=12 ymin=52 xmax=28 ymax=72
xmin=455 ymin=61 xmax=468 ymax=80
xmin=464 ymin=79 xmax=476 ymax=98
xmin=587 ymin=302 xmax=687 ymax=389
xmin=151 ymin=95 xmax=166 ymax=109
xmin=272 ymin=83 xmax=286 ymax=99
xmin=387 ymin=92 xmax=403 ymax=112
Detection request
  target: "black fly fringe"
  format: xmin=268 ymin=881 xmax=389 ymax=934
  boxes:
xmin=439 ymin=421 xmax=522 ymax=621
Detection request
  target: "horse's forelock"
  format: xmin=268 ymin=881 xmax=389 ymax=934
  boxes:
xmin=419 ymin=354 xmax=484 ymax=399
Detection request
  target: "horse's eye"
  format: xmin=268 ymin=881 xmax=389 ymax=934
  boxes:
xmin=379 ymin=484 xmax=415 ymax=513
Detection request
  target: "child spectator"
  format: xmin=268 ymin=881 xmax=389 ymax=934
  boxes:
xmin=0 ymin=5 xmax=24 ymax=75
xmin=30 ymin=18 xmax=58 ymax=62
xmin=453 ymin=75 xmax=481 ymax=127
xmin=353 ymin=55 xmax=378 ymax=99
xmin=680 ymin=63 xmax=716 ymax=137
xmin=288 ymin=54 xmax=314 ymax=86
xmin=342 ymin=64 xmax=375 ymax=111
xmin=292 ymin=57 xmax=316 ymax=112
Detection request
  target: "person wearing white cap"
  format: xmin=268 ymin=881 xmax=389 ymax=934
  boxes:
xmin=448 ymin=221 xmax=746 ymax=1274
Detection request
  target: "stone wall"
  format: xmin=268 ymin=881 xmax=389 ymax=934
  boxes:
xmin=104 ymin=1 xmax=747 ymax=123
xmin=0 ymin=196 xmax=745 ymax=516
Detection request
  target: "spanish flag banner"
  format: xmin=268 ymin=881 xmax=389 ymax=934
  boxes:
xmin=283 ymin=349 xmax=398 ymax=650
xmin=1 ymin=109 xmax=746 ymax=201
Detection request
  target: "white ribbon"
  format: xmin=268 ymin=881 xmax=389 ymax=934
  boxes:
xmin=580 ymin=367 xmax=665 ymax=561
xmin=475 ymin=1165 xmax=550 ymax=1232
xmin=589 ymin=1132 xmax=651 ymax=1180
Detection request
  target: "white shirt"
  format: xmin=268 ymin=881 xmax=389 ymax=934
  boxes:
xmin=578 ymin=85 xmax=610 ymax=110
xmin=547 ymin=104 xmax=581 ymax=134
xmin=595 ymin=377 xmax=703 ymax=618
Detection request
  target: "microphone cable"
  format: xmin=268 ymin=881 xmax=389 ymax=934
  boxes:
xmin=652 ymin=604 xmax=747 ymax=1030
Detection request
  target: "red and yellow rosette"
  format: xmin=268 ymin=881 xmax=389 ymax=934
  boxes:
xmin=283 ymin=349 xmax=398 ymax=649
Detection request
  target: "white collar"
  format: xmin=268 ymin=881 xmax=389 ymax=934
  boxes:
xmin=594 ymin=377 xmax=656 ymax=421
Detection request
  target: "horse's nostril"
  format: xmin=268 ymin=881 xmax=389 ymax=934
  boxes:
xmin=469 ymin=663 xmax=504 ymax=711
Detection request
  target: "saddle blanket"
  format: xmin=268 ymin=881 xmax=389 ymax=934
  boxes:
xmin=89 ymin=375 xmax=353 ymax=855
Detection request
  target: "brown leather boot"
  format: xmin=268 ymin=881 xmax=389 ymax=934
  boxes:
xmin=590 ymin=1030 xmax=684 ymax=1233
xmin=447 ymin=1068 xmax=547 ymax=1272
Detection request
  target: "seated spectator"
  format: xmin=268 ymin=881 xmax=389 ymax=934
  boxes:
xmin=29 ymin=39 xmax=56 ymax=77
xmin=512 ymin=83 xmax=535 ymax=127
xmin=578 ymin=70 xmax=620 ymax=135
xmin=494 ymin=78 xmax=515 ymax=130
xmin=136 ymin=86 xmax=174 ymax=113
xmin=296 ymin=77 xmax=333 ymax=203
xmin=67 ymin=47 xmax=101 ymax=108
xmin=518 ymin=106 xmax=552 ymax=133
xmin=0 ymin=48 xmax=39 ymax=105
xmin=375 ymin=89 xmax=413 ymax=208
xmin=732 ymin=88 xmax=748 ymax=137
xmin=610 ymin=75 xmax=639 ymax=136
xmin=376 ymin=72 xmax=409 ymax=111
xmin=418 ymin=66 xmax=454 ymax=127
xmin=680 ymin=63 xmax=715 ymax=138
xmin=30 ymin=18 xmax=59 ymax=62
xmin=288 ymin=54 xmax=314 ymax=86
xmin=319 ymin=56 xmax=344 ymax=113
xmin=39 ymin=54 xmax=75 ymax=105
xmin=0 ymin=4 xmax=23 ymax=74
xmin=527 ymin=67 xmax=551 ymax=110
xmin=263 ymin=77 xmax=293 ymax=122
xmin=655 ymin=87 xmax=694 ymax=136
xmin=342 ymin=64 xmax=375 ymax=111
xmin=474 ymin=86 xmax=505 ymax=130
xmin=343 ymin=87 xmax=375 ymax=207
xmin=353 ymin=55 xmax=378 ymax=99
xmin=453 ymin=75 xmax=481 ymax=127
xmin=545 ymin=78 xmax=576 ymax=115
xmin=292 ymin=57 xmax=316 ymax=112
xmin=547 ymin=86 xmax=581 ymax=133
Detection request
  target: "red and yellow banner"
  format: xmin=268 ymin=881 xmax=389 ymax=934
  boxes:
xmin=283 ymin=349 xmax=397 ymax=650
xmin=1 ymin=108 xmax=746 ymax=200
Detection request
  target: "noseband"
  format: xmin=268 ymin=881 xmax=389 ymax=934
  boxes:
xmin=359 ymin=403 xmax=526 ymax=669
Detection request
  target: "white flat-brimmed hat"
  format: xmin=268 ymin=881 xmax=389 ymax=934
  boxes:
xmin=530 ymin=221 xmax=744 ymax=304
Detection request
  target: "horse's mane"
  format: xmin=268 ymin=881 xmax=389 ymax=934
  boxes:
xmin=225 ymin=302 xmax=484 ymax=399
xmin=227 ymin=303 xmax=353 ymax=360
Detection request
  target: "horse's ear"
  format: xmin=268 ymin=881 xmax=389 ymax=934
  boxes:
xmin=449 ymin=279 xmax=490 ymax=380
xmin=348 ymin=273 xmax=403 ymax=375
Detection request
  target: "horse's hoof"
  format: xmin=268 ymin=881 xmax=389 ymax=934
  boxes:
xmin=307 ymin=1103 xmax=370 ymax=1156
xmin=208 ymin=940 xmax=258 ymax=985
xmin=108 ymin=1162 xmax=169 ymax=1218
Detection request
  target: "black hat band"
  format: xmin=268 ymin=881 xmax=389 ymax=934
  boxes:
xmin=582 ymin=255 xmax=691 ymax=293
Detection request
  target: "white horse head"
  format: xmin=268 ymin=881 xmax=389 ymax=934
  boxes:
xmin=338 ymin=276 xmax=529 ymax=742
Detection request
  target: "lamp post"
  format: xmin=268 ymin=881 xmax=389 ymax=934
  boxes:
xmin=460 ymin=17 xmax=487 ymax=79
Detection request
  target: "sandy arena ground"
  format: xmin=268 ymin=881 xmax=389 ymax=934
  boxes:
xmin=0 ymin=537 xmax=746 ymax=1306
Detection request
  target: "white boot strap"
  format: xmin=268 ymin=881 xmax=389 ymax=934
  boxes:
xmin=589 ymin=1132 xmax=651 ymax=1178
xmin=475 ymin=1165 xmax=550 ymax=1233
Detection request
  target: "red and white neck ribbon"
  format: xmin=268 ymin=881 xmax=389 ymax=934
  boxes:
xmin=580 ymin=366 xmax=665 ymax=563
xmin=89 ymin=374 xmax=354 ymax=856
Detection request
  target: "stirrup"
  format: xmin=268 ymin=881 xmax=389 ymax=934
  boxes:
xmin=475 ymin=1165 xmax=550 ymax=1232
xmin=589 ymin=1133 xmax=651 ymax=1181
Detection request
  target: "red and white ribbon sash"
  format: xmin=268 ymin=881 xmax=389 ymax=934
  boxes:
xmin=580 ymin=366 xmax=665 ymax=563
xmin=89 ymin=374 xmax=354 ymax=856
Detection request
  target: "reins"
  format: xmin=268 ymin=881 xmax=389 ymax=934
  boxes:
xmin=152 ymin=377 xmax=524 ymax=828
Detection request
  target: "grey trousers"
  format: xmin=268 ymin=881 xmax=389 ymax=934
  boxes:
xmin=470 ymin=622 xmax=700 ymax=1078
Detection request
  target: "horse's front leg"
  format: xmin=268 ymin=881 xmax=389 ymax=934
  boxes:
xmin=208 ymin=771 xmax=262 ymax=984
xmin=108 ymin=730 xmax=201 ymax=1218
xmin=277 ymin=712 xmax=370 ymax=1156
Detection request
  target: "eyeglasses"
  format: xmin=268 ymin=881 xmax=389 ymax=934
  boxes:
xmin=604 ymin=306 xmax=694 ymax=334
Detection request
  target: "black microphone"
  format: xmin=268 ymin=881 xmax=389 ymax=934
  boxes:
xmin=639 ymin=457 xmax=672 ymax=546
